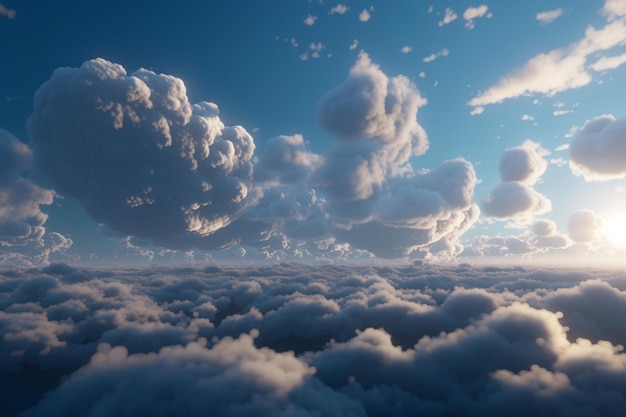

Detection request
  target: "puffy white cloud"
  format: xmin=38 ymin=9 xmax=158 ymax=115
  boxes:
xmin=255 ymin=134 xmax=323 ymax=185
xmin=463 ymin=5 xmax=492 ymax=29
xmin=536 ymin=9 xmax=564 ymax=24
xmin=468 ymin=10 xmax=626 ymax=110
xmin=482 ymin=141 xmax=551 ymax=222
xmin=567 ymin=209 xmax=603 ymax=243
xmin=27 ymin=59 xmax=259 ymax=250
xmin=317 ymin=52 xmax=428 ymax=153
xmin=499 ymin=141 xmax=548 ymax=185
xmin=569 ymin=114 xmax=626 ymax=181
xmin=316 ymin=53 xmax=478 ymax=258
xmin=481 ymin=182 xmax=551 ymax=220
xmin=400 ymin=45 xmax=412 ymax=54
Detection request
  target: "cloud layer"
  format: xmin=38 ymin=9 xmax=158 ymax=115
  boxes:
xmin=3 ymin=264 xmax=626 ymax=416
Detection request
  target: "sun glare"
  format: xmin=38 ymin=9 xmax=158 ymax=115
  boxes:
xmin=603 ymin=216 xmax=626 ymax=249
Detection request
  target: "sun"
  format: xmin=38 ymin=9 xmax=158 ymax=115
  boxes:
xmin=602 ymin=216 xmax=626 ymax=249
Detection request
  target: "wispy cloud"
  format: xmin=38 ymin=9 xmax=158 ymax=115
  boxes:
xmin=328 ymin=4 xmax=349 ymax=15
xmin=438 ymin=7 xmax=457 ymax=27
xmin=468 ymin=4 xmax=626 ymax=110
xmin=0 ymin=4 xmax=16 ymax=19
xmin=536 ymin=8 xmax=564 ymax=24
xmin=422 ymin=47 xmax=449 ymax=63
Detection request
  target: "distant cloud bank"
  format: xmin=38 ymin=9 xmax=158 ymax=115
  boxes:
xmin=4 ymin=263 xmax=626 ymax=416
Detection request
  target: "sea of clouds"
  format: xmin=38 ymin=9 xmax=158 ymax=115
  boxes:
xmin=3 ymin=263 xmax=626 ymax=416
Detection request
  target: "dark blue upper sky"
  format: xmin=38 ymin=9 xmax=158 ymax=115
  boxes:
xmin=1 ymin=0 xmax=626 ymax=265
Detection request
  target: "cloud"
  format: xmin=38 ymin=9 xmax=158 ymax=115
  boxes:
xmin=569 ymin=114 xmax=626 ymax=181
xmin=498 ymin=141 xmax=548 ymax=185
xmin=590 ymin=52 xmax=626 ymax=71
xmin=27 ymin=59 xmax=261 ymax=250
xmin=317 ymin=52 xmax=427 ymax=150
xmin=438 ymin=7 xmax=457 ymax=27
xmin=358 ymin=8 xmax=371 ymax=23
xmin=304 ymin=14 xmax=317 ymax=26
xmin=422 ymin=47 xmax=449 ymax=63
xmin=481 ymin=182 xmax=551 ymax=220
xmin=328 ymin=4 xmax=349 ymax=15
xmin=400 ymin=46 xmax=412 ymax=54
xmin=481 ymin=141 xmax=551 ymax=222
xmin=0 ymin=130 xmax=71 ymax=266
xmin=349 ymin=39 xmax=359 ymax=50
xmin=536 ymin=9 xmax=564 ymax=24
xmin=468 ymin=8 xmax=626 ymax=110
xmin=315 ymin=52 xmax=478 ymax=258
xmin=567 ymin=209 xmax=603 ymax=243
xmin=6 ymin=264 xmax=626 ymax=416
xmin=463 ymin=5 xmax=492 ymax=29
xmin=0 ymin=3 xmax=15 ymax=19
xmin=602 ymin=0 xmax=626 ymax=21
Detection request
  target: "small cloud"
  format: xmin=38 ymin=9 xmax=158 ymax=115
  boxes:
xmin=359 ymin=8 xmax=372 ymax=22
xmin=536 ymin=8 xmax=564 ymax=24
xmin=550 ymin=157 xmax=568 ymax=167
xmin=463 ymin=5 xmax=492 ymax=29
xmin=309 ymin=42 xmax=325 ymax=59
xmin=419 ymin=71 xmax=426 ymax=78
xmin=553 ymin=110 xmax=572 ymax=116
xmin=422 ymin=47 xmax=449 ymax=63
xmin=349 ymin=39 xmax=359 ymax=50
xmin=438 ymin=7 xmax=458 ymax=27
xmin=329 ymin=4 xmax=349 ymax=15
xmin=522 ymin=114 xmax=535 ymax=121
xmin=427 ymin=5 xmax=433 ymax=14
xmin=590 ymin=52 xmax=626 ymax=71
xmin=555 ymin=144 xmax=569 ymax=152
xmin=304 ymin=14 xmax=317 ymax=26
xmin=0 ymin=3 xmax=16 ymax=19
xmin=470 ymin=106 xmax=485 ymax=116
xmin=400 ymin=46 xmax=412 ymax=54
xmin=553 ymin=101 xmax=565 ymax=108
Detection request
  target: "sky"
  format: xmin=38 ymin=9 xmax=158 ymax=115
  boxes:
xmin=3 ymin=2 xmax=626 ymax=415
xmin=2 ymin=0 xmax=626 ymax=266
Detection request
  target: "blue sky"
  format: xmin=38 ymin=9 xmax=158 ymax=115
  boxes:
xmin=2 ymin=0 xmax=626 ymax=265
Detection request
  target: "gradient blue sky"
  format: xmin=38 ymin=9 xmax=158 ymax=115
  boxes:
xmin=2 ymin=0 xmax=626 ymax=265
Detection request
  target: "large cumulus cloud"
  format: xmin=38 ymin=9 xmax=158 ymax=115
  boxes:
xmin=569 ymin=114 xmax=626 ymax=181
xmin=27 ymin=59 xmax=259 ymax=249
xmin=4 ymin=264 xmax=626 ymax=416
xmin=314 ymin=52 xmax=479 ymax=259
